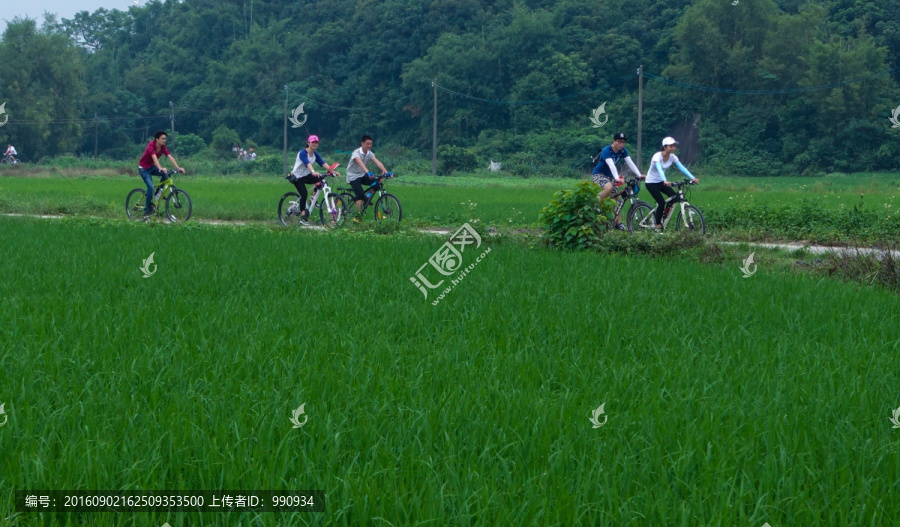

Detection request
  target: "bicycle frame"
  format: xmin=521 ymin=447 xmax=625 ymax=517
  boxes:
xmin=339 ymin=173 xmax=394 ymax=212
xmin=151 ymin=175 xmax=177 ymax=205
xmin=640 ymin=181 xmax=693 ymax=230
xmin=282 ymin=170 xmax=344 ymax=226
xmin=597 ymin=177 xmax=642 ymax=223
xmin=299 ymin=179 xmax=334 ymax=212
xmin=610 ymin=181 xmax=642 ymax=217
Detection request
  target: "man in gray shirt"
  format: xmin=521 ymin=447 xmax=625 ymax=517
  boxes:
xmin=346 ymin=135 xmax=389 ymax=214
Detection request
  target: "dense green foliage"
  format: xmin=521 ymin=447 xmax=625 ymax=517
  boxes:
xmin=1 ymin=0 xmax=900 ymax=173
xmin=2 ymin=216 xmax=900 ymax=526
xmin=538 ymin=180 xmax=609 ymax=249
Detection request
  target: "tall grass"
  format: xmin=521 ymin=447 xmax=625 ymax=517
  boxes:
xmin=1 ymin=217 xmax=899 ymax=526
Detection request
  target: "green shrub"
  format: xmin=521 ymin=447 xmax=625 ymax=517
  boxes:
xmin=170 ymin=133 xmax=206 ymax=157
xmin=437 ymin=145 xmax=479 ymax=175
xmin=252 ymin=154 xmax=281 ymax=176
xmin=538 ymin=180 xmax=608 ymax=250
xmin=210 ymin=125 xmax=241 ymax=153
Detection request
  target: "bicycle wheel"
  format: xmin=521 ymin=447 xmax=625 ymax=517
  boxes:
xmin=165 ymin=188 xmax=193 ymax=223
xmin=627 ymin=202 xmax=656 ymax=233
xmin=674 ymin=204 xmax=706 ymax=234
xmin=339 ymin=192 xmax=356 ymax=214
xmin=125 ymin=189 xmax=148 ymax=221
xmin=278 ymin=192 xmax=303 ymax=226
xmin=627 ymin=199 xmax=651 ymax=220
xmin=318 ymin=193 xmax=346 ymax=229
xmin=373 ymin=193 xmax=402 ymax=222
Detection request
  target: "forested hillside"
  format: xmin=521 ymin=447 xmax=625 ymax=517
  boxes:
xmin=2 ymin=0 xmax=900 ymax=175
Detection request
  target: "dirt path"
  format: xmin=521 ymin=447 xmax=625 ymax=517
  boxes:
xmin=720 ymin=241 xmax=900 ymax=259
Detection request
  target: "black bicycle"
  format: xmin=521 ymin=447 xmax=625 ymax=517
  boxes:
xmin=337 ymin=173 xmax=402 ymax=222
xmin=628 ymin=180 xmax=705 ymax=234
xmin=595 ymin=176 xmax=651 ymax=232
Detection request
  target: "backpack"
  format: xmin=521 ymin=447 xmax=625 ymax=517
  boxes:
xmin=590 ymin=147 xmax=603 ymax=167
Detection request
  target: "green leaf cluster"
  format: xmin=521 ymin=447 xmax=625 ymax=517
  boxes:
xmin=538 ymin=180 xmax=609 ymax=250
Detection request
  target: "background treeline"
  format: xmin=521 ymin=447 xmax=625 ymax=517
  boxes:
xmin=2 ymin=0 xmax=900 ymax=176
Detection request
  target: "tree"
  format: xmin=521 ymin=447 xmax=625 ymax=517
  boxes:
xmin=0 ymin=17 xmax=86 ymax=159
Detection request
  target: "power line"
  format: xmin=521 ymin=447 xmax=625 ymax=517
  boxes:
xmin=434 ymin=74 xmax=635 ymax=105
xmin=643 ymin=67 xmax=900 ymax=94
xmin=288 ymin=86 xmax=431 ymax=111
xmin=4 ymin=114 xmax=170 ymax=125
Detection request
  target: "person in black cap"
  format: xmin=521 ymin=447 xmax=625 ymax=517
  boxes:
xmin=591 ymin=132 xmax=644 ymax=230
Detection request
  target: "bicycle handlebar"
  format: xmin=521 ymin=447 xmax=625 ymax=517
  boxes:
xmin=672 ymin=180 xmax=697 ymax=188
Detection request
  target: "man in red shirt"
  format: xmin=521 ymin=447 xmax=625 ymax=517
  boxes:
xmin=139 ymin=131 xmax=184 ymax=217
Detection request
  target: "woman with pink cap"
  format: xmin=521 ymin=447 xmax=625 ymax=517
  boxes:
xmin=286 ymin=135 xmax=340 ymax=224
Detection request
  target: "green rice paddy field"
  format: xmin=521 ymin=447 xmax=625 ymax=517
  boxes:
xmin=1 ymin=215 xmax=900 ymax=526
xmin=2 ymin=171 xmax=900 ymax=239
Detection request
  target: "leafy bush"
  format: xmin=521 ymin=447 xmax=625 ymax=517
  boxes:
xmin=252 ymin=154 xmax=282 ymax=176
xmin=538 ymin=180 xmax=608 ymax=249
xmin=437 ymin=145 xmax=479 ymax=175
xmin=210 ymin=125 xmax=241 ymax=153
xmin=170 ymin=133 xmax=206 ymax=157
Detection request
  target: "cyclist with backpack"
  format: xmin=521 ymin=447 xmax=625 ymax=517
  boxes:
xmin=592 ymin=132 xmax=644 ymax=230
xmin=645 ymin=137 xmax=699 ymax=231
xmin=287 ymin=135 xmax=340 ymax=225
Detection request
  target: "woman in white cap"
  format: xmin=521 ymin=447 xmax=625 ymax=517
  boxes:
xmin=645 ymin=137 xmax=699 ymax=230
xmin=287 ymin=135 xmax=339 ymax=224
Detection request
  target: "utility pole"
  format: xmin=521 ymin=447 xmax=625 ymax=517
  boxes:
xmin=169 ymin=101 xmax=175 ymax=135
xmin=283 ymin=85 xmax=289 ymax=178
xmin=93 ymin=112 xmax=99 ymax=160
xmin=637 ymin=65 xmax=643 ymax=170
xmin=432 ymin=79 xmax=437 ymax=176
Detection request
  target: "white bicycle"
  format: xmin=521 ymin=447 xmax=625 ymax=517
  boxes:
xmin=278 ymin=163 xmax=346 ymax=229
xmin=628 ymin=180 xmax=706 ymax=234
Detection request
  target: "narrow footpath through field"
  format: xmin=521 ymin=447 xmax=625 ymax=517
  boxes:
xmin=5 ymin=212 xmax=899 ymax=259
